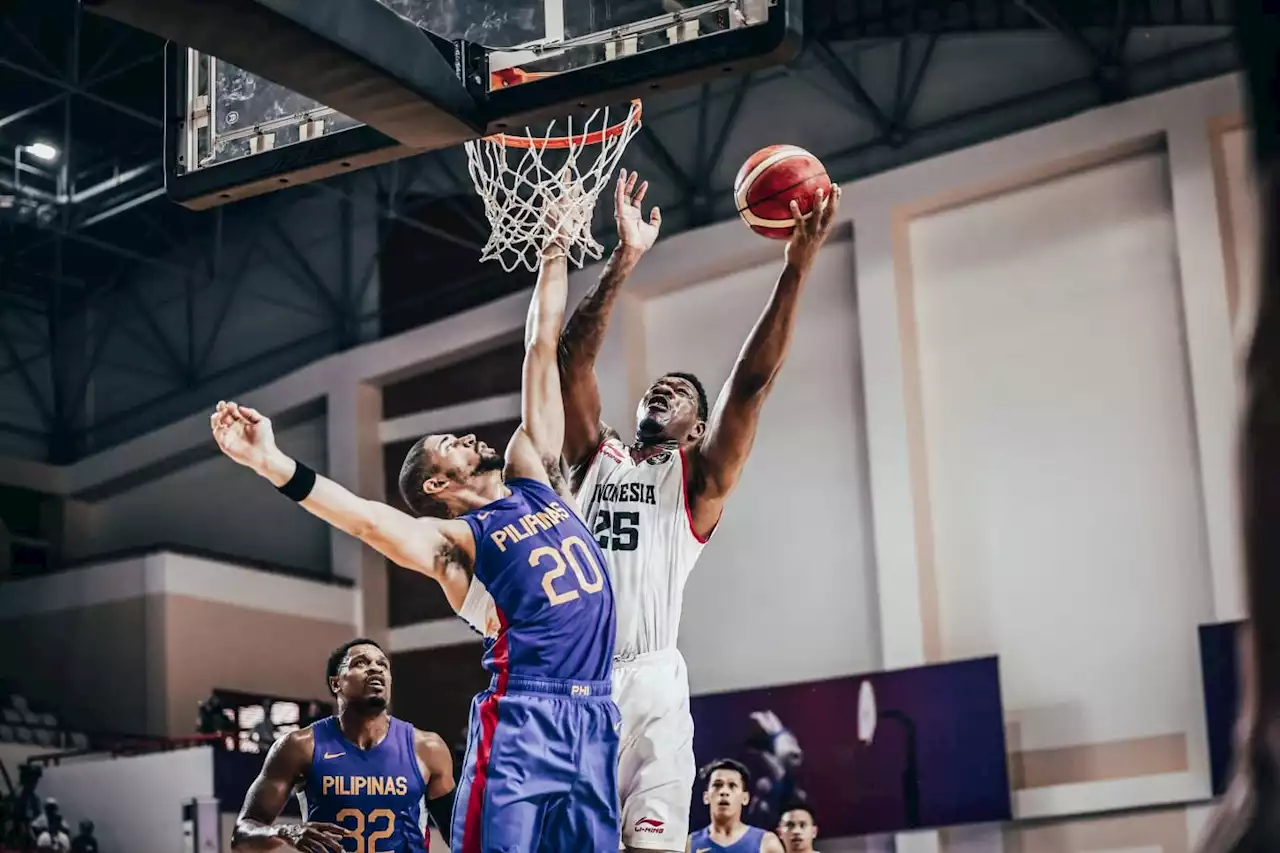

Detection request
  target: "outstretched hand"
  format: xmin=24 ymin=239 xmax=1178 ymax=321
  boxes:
xmin=210 ymin=400 xmax=277 ymax=474
xmin=785 ymin=184 xmax=842 ymax=268
xmin=615 ymin=168 xmax=661 ymax=253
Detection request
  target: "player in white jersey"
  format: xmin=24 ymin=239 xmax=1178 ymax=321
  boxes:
xmin=556 ymin=169 xmax=842 ymax=852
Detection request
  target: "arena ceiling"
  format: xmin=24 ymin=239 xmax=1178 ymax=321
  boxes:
xmin=0 ymin=0 xmax=1236 ymax=465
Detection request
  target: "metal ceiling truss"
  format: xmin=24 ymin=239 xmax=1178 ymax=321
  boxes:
xmin=808 ymin=0 xmax=1227 ymax=40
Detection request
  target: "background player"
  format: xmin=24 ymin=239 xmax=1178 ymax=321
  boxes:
xmin=776 ymin=804 xmax=820 ymax=853
xmin=744 ymin=711 xmax=806 ymax=828
xmin=687 ymin=759 xmax=784 ymax=853
xmin=211 ymin=217 xmax=620 ymax=852
xmin=230 ymin=638 xmax=455 ymax=852
xmin=557 ymin=169 xmax=841 ymax=852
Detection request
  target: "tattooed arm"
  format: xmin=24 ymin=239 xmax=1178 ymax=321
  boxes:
xmin=689 ymin=188 xmax=842 ymax=539
xmin=557 ymin=169 xmax=661 ymax=472
xmin=211 ymin=402 xmax=476 ymax=606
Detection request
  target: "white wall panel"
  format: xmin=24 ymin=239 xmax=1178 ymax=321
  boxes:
xmin=907 ymin=150 xmax=1214 ymax=751
xmin=39 ymin=746 xmax=214 ymax=853
xmin=643 ymin=238 xmax=882 ymax=692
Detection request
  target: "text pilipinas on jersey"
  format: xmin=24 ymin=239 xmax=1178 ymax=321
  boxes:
xmin=320 ymin=775 xmax=411 ymax=797
xmin=489 ymin=502 xmax=573 ymax=552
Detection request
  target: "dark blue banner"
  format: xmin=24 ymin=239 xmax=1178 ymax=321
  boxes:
xmin=688 ymin=656 xmax=1012 ymax=837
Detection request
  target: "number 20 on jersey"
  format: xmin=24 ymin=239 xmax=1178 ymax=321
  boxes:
xmin=531 ymin=535 xmax=606 ymax=606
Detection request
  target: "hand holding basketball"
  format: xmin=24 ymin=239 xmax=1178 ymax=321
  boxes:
xmin=615 ymin=168 xmax=661 ymax=253
xmin=785 ymin=184 xmax=841 ymax=268
xmin=210 ymin=400 xmax=278 ymax=474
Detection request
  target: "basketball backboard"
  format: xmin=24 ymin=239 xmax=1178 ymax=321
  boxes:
xmin=84 ymin=0 xmax=799 ymax=208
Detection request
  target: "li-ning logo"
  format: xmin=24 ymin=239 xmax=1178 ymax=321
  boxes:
xmin=634 ymin=818 xmax=665 ymax=834
xmin=570 ymin=684 xmax=592 ymax=697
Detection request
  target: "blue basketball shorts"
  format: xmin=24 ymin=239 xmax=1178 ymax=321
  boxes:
xmin=451 ymin=673 xmax=621 ymax=853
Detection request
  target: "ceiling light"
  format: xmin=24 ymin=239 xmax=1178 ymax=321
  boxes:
xmin=22 ymin=142 xmax=59 ymax=162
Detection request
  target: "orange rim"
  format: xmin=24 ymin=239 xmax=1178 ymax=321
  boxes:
xmin=484 ymin=68 xmax=642 ymax=150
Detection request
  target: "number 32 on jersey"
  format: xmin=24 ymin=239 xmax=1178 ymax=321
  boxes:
xmin=336 ymin=808 xmax=394 ymax=853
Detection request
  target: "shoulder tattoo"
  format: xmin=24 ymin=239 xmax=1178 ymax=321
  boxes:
xmin=542 ymin=454 xmax=569 ymax=497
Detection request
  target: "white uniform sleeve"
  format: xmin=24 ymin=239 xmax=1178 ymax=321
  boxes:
xmin=456 ymin=577 xmax=500 ymax=639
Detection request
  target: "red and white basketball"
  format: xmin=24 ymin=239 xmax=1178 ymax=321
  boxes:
xmin=733 ymin=145 xmax=831 ymax=239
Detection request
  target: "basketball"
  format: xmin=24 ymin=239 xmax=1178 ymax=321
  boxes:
xmin=733 ymin=145 xmax=832 ymax=239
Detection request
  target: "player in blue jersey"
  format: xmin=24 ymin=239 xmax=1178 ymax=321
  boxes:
xmin=775 ymin=804 xmax=821 ymax=853
xmin=687 ymin=760 xmax=783 ymax=853
xmin=229 ymin=638 xmax=455 ymax=852
xmin=211 ymin=213 xmax=619 ymax=852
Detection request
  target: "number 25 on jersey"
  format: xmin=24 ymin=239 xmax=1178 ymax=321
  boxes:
xmin=594 ymin=509 xmax=638 ymax=551
xmin=532 ymin=535 xmax=606 ymax=606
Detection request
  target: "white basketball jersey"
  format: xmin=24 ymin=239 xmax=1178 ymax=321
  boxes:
xmin=575 ymin=436 xmax=711 ymax=659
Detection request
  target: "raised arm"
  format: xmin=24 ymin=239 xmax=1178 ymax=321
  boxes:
xmin=557 ymin=169 xmax=661 ymax=470
xmin=211 ymin=402 xmax=474 ymax=602
xmin=690 ymin=187 xmax=842 ymax=537
xmin=231 ymin=730 xmax=348 ymax=852
xmin=504 ymin=249 xmax=572 ymax=485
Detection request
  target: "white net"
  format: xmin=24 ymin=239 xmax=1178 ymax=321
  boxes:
xmin=464 ymin=100 xmax=643 ymax=273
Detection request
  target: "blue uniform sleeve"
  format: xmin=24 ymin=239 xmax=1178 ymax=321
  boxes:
xmin=460 ymin=513 xmax=485 ymax=568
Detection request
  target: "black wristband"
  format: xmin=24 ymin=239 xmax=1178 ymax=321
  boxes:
xmin=425 ymin=788 xmax=456 ymax=844
xmin=276 ymin=461 xmax=316 ymax=502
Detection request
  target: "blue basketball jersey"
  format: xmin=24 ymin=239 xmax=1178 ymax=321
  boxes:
xmin=460 ymin=477 xmax=616 ymax=683
xmin=299 ymin=716 xmax=428 ymax=852
xmin=688 ymin=825 xmax=769 ymax=853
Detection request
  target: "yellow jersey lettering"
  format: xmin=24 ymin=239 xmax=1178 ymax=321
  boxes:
xmin=323 ymin=775 xmax=412 ymax=802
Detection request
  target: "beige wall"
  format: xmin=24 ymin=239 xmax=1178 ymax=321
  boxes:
xmin=0 ymin=551 xmax=356 ymax=737
xmin=161 ymin=594 xmax=353 ymax=735
xmin=997 ymin=804 xmax=1194 ymax=853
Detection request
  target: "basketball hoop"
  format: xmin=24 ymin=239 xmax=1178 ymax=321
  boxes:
xmin=464 ymin=69 xmax=643 ymax=273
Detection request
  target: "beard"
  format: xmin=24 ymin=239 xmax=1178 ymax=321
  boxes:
xmin=351 ymin=693 xmax=389 ymax=713
xmin=637 ymin=417 xmax=664 ymax=439
xmin=474 ymin=450 xmax=505 ymax=474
